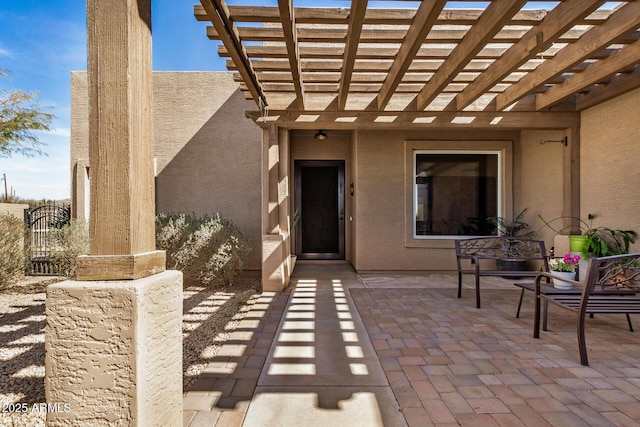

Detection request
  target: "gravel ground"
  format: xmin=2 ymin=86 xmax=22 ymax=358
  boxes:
xmin=0 ymin=275 xmax=261 ymax=427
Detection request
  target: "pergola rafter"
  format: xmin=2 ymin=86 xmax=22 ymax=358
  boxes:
xmin=454 ymin=0 xmax=604 ymax=111
xmin=376 ymin=0 xmax=447 ymax=111
xmin=495 ymin=1 xmax=640 ymax=111
xmin=576 ymin=63 xmax=640 ymax=110
xmin=338 ymin=0 xmax=367 ymax=110
xmin=194 ymin=1 xmax=640 ymax=114
xmin=198 ymin=0 xmax=268 ymax=109
xmin=278 ymin=0 xmax=305 ymax=109
xmin=412 ymin=0 xmax=528 ymax=111
xmin=536 ymin=39 xmax=640 ymax=110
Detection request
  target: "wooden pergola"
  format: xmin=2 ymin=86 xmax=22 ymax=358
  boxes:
xmin=195 ymin=0 xmax=640 ymax=122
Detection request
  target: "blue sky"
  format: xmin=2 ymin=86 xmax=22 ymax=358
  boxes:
xmin=0 ymin=0 xmax=225 ymax=200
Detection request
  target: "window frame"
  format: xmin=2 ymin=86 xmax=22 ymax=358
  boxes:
xmin=412 ymin=150 xmax=502 ymax=239
xmin=403 ymin=140 xmax=512 ymax=247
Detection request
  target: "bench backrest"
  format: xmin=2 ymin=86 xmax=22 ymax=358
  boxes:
xmin=455 ymin=237 xmax=547 ymax=261
xmin=582 ymin=253 xmax=640 ymax=295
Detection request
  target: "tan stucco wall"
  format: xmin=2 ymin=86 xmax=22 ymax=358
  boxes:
xmin=354 ymin=130 xmax=409 ymax=271
xmin=518 ymin=130 xmax=566 ymax=249
xmin=350 ymin=129 xmax=575 ymax=271
xmin=0 ymin=203 xmax=28 ymax=281
xmin=580 ymin=87 xmax=640 ymax=252
xmin=70 ymin=73 xmax=90 ymax=222
xmin=0 ymin=203 xmax=28 ymax=219
xmin=71 ymin=72 xmax=262 ymax=269
xmin=72 ymin=72 xmax=640 ymax=274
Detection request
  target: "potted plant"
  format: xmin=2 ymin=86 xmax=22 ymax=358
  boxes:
xmin=488 ymin=208 xmax=536 ymax=239
xmin=537 ymin=213 xmax=594 ymax=255
xmin=538 ymin=213 xmax=636 ymax=258
xmin=583 ymin=227 xmax=637 ymax=258
xmin=548 ymin=253 xmax=580 ymax=289
xmin=488 ymin=208 xmax=536 ymax=273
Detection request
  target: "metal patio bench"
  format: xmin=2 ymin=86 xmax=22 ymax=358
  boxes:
xmin=533 ymin=253 xmax=640 ymax=366
xmin=455 ymin=236 xmax=548 ymax=308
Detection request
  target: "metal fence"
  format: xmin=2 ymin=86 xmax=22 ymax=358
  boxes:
xmin=24 ymin=203 xmax=71 ymax=275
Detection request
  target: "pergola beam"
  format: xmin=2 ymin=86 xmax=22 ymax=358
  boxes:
xmin=248 ymin=110 xmax=579 ymax=130
xmin=278 ymin=0 xmax=305 ymax=109
xmin=536 ymin=39 xmax=640 ymax=110
xmin=231 ymin=58 xmax=544 ymax=73
xmin=495 ymin=2 xmax=640 ymax=111
xmin=455 ymin=0 xmax=604 ymax=111
xmin=195 ymin=5 xmax=613 ymax=25
xmin=208 ymin=25 xmax=566 ymax=44
xmin=219 ymin=44 xmax=518 ymax=60
xmin=413 ymin=0 xmax=527 ymax=111
xmin=198 ymin=0 xmax=267 ymax=109
xmin=338 ymin=0 xmax=368 ymax=110
xmin=376 ymin=0 xmax=447 ymax=111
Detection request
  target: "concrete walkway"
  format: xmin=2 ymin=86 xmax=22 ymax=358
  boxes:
xmin=184 ymin=262 xmax=640 ymax=426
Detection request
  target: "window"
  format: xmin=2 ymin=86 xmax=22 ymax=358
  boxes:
xmin=414 ymin=151 xmax=500 ymax=238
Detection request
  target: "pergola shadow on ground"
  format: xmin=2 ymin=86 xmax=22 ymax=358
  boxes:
xmin=184 ymin=263 xmax=640 ymax=427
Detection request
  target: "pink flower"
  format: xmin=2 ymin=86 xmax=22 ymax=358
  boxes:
xmin=550 ymin=253 xmax=581 ymax=272
xmin=563 ymin=253 xmax=580 ymax=264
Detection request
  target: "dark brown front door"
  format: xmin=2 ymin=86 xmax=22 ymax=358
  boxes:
xmin=295 ymin=160 xmax=345 ymax=260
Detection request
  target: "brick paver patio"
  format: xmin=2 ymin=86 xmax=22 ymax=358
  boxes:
xmin=184 ymin=263 xmax=640 ymax=426
xmin=351 ymin=286 xmax=640 ymax=426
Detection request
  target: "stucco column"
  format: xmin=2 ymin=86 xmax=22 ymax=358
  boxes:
xmin=278 ymin=128 xmax=292 ymax=281
xmin=45 ymin=1 xmax=182 ymax=425
xmin=262 ymin=125 xmax=292 ymax=291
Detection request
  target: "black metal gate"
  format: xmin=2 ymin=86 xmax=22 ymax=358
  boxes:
xmin=24 ymin=203 xmax=71 ymax=275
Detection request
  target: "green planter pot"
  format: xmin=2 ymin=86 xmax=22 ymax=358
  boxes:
xmin=568 ymin=235 xmax=589 ymax=282
xmin=569 ymin=235 xmax=587 ymax=253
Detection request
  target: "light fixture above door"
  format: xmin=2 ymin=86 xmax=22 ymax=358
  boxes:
xmin=314 ymin=130 xmax=327 ymax=140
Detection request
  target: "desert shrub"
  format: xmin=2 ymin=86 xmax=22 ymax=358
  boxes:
xmin=156 ymin=213 xmax=251 ymax=286
xmin=0 ymin=213 xmax=28 ymax=287
xmin=48 ymin=219 xmax=90 ymax=278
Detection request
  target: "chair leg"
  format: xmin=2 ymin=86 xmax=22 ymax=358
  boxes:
xmin=516 ymin=288 xmax=525 ymax=318
xmin=578 ymin=313 xmax=589 ymax=366
xmin=457 ymin=272 xmax=462 ymax=298
xmin=543 ymin=300 xmax=549 ymax=331
xmin=627 ymin=313 xmax=634 ymax=332
xmin=475 ymin=276 xmax=481 ymax=309
xmin=534 ymin=294 xmax=541 ymax=338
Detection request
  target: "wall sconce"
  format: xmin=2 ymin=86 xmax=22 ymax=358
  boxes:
xmin=314 ymin=130 xmax=327 ymax=140
xmin=540 ymin=136 xmax=568 ymax=146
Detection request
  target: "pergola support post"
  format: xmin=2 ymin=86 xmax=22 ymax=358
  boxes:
xmin=564 ymin=125 xmax=581 ymax=233
xmin=45 ymin=1 xmax=183 ymax=425
xmin=262 ymin=125 xmax=293 ymax=291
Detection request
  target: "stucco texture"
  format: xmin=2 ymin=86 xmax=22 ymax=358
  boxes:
xmin=351 ymin=129 xmax=527 ymax=271
xmin=0 ymin=203 xmax=28 ymax=218
xmin=71 ymin=72 xmax=640 ymax=274
xmin=71 ymin=72 xmax=262 ymax=269
xmin=45 ymin=270 xmax=183 ymax=425
xmin=518 ymin=130 xmax=566 ymax=246
xmin=580 ymin=87 xmax=640 ymax=251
